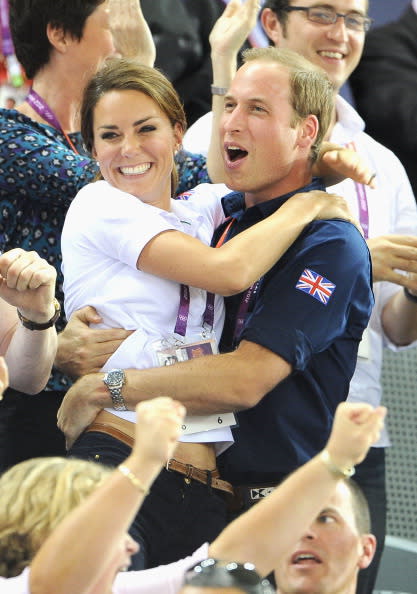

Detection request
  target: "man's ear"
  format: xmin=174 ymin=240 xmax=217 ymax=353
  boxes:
xmin=297 ymin=115 xmax=319 ymax=149
xmin=358 ymin=534 xmax=377 ymax=570
xmin=261 ymin=8 xmax=285 ymax=46
xmin=46 ymin=22 xmax=71 ymax=54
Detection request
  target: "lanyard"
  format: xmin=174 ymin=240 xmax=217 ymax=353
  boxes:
xmin=26 ymin=89 xmax=80 ymax=155
xmin=346 ymin=141 xmax=369 ymax=239
xmin=0 ymin=0 xmax=13 ymax=56
xmin=173 ymin=282 xmax=215 ymax=339
xmin=215 ymin=216 xmax=262 ymax=343
xmin=173 ymin=284 xmax=215 ymax=338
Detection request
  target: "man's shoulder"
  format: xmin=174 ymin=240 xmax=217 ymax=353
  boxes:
xmin=304 ymin=218 xmax=365 ymax=249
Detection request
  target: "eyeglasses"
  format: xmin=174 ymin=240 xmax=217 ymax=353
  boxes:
xmin=184 ymin=558 xmax=275 ymax=593
xmin=284 ymin=5 xmax=372 ymax=32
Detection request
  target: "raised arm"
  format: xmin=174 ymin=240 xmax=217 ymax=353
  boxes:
xmin=138 ymin=189 xmax=357 ymax=296
xmin=207 ymin=0 xmax=259 ymax=182
xmin=29 ymin=397 xmax=185 ymax=594
xmin=109 ymin=0 xmax=156 ymax=66
xmin=0 ymin=249 xmax=58 ymax=394
xmin=209 ymin=402 xmax=386 ymax=576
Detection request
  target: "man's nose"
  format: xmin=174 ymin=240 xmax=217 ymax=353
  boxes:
xmin=326 ymin=15 xmax=350 ymax=42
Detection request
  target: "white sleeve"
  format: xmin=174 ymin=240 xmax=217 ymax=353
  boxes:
xmin=113 ymin=543 xmax=210 ymax=594
xmin=63 ymin=181 xmax=178 ymax=270
xmin=182 ymin=112 xmax=213 ymax=157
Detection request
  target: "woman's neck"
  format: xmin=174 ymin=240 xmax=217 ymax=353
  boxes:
xmin=17 ymin=66 xmax=83 ymax=133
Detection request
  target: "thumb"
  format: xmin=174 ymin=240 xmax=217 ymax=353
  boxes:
xmin=73 ymin=305 xmax=103 ymax=325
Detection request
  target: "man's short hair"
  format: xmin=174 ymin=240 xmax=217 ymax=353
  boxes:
xmin=345 ymin=478 xmax=372 ymax=535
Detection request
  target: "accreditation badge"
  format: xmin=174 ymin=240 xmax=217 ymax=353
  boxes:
xmin=151 ymin=333 xmax=236 ymax=434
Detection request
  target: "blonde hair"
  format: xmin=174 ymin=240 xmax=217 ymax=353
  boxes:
xmin=0 ymin=457 xmax=110 ymax=577
xmin=242 ymin=47 xmax=334 ymax=162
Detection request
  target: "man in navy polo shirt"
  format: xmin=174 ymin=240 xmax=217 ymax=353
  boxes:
xmin=58 ymin=47 xmax=373 ymax=513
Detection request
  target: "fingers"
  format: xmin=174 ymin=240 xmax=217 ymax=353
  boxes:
xmin=71 ymin=305 xmax=103 ymax=326
xmin=0 ymin=249 xmax=56 ymax=291
xmin=135 ymin=397 xmax=186 ymax=440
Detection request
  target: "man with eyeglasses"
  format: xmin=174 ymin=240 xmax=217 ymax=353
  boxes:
xmin=259 ymin=2 xmax=417 ymax=593
xmin=350 ymin=1 xmax=417 ymax=200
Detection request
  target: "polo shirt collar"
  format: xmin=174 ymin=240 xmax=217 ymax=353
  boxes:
xmin=221 ymin=177 xmax=326 ymax=220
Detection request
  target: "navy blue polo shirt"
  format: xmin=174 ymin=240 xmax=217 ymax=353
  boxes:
xmin=216 ymin=179 xmax=374 ymax=485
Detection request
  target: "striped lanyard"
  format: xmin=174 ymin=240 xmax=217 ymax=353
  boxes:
xmin=26 ymin=88 xmax=80 ymax=155
xmin=346 ymin=141 xmax=369 ymax=239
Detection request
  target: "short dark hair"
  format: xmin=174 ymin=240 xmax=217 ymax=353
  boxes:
xmin=9 ymin=0 xmax=105 ymax=79
xmin=262 ymin=0 xmax=369 ymax=34
xmin=183 ymin=559 xmax=275 ymax=594
xmin=262 ymin=0 xmax=292 ymax=31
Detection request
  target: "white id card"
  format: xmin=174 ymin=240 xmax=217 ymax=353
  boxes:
xmin=181 ymin=412 xmax=237 ymax=435
xmin=152 ymin=335 xmax=236 ymax=435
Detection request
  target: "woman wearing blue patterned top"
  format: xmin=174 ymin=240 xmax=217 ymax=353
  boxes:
xmin=0 ymin=0 xmax=209 ymax=471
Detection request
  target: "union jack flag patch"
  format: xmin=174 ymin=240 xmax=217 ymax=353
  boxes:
xmin=295 ymin=268 xmax=336 ymax=305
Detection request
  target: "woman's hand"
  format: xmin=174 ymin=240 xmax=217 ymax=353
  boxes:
xmin=287 ymin=190 xmax=363 ymax=235
xmin=133 ymin=397 xmax=186 ymax=465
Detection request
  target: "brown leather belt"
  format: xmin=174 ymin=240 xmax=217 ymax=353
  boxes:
xmin=85 ymin=410 xmax=135 ymax=447
xmin=166 ymin=458 xmax=234 ymax=496
xmin=85 ymin=411 xmax=234 ymax=496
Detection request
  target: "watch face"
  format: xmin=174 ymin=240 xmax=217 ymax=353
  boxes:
xmin=105 ymin=369 xmax=124 ymax=387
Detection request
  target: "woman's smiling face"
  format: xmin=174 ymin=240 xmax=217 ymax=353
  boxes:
xmin=92 ymin=89 xmax=182 ymax=209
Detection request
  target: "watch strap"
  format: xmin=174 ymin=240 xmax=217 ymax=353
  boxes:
xmin=17 ymin=298 xmax=61 ymax=331
xmin=109 ymin=387 xmax=128 ymax=411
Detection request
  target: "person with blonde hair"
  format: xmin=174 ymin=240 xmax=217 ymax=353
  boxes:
xmin=0 ymin=391 xmax=385 ymax=593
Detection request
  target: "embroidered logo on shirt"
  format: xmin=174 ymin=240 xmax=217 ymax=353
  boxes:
xmin=295 ymin=268 xmax=336 ymax=305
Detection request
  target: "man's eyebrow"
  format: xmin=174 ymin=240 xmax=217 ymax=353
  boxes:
xmin=318 ymin=506 xmax=339 ymax=515
xmin=224 ymin=94 xmax=268 ymax=104
xmin=317 ymin=3 xmax=367 ymax=16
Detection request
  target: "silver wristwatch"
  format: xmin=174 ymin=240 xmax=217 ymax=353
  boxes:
xmin=103 ymin=369 xmax=127 ymax=411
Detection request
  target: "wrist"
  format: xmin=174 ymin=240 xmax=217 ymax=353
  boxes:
xmin=17 ymin=298 xmax=61 ymax=330
xmin=319 ymin=449 xmax=355 ymax=479
xmin=123 ymin=454 xmax=161 ymax=487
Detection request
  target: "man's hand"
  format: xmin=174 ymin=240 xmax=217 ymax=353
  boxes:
xmin=209 ymin=0 xmax=259 ymax=60
xmin=109 ymin=0 xmax=156 ymax=66
xmin=55 ymin=306 xmax=132 ymax=379
xmin=367 ymin=235 xmax=417 ymax=288
xmin=57 ymin=373 xmax=107 ymax=449
xmin=326 ymin=402 xmax=386 ymax=470
xmin=0 ymin=249 xmax=56 ymax=323
xmin=315 ymin=142 xmax=376 ymax=188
